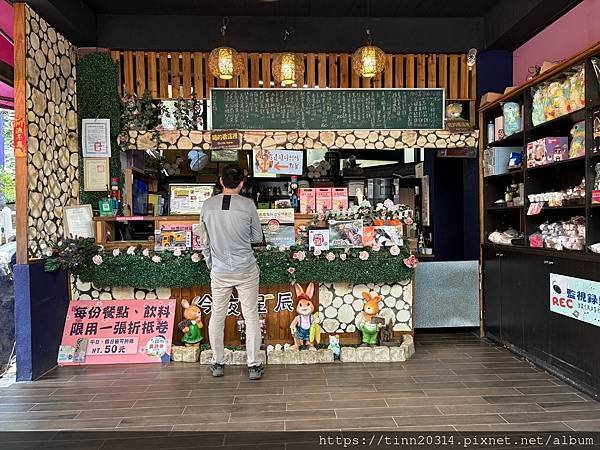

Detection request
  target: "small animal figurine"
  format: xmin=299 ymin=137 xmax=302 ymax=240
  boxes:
xmin=179 ymin=299 xmax=203 ymax=346
xmin=328 ymin=334 xmax=341 ymax=360
xmin=355 ymin=292 xmax=384 ymax=346
xmin=290 ymin=283 xmax=318 ymax=350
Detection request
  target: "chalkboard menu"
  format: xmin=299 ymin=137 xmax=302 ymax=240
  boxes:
xmin=210 ymin=88 xmax=444 ymax=131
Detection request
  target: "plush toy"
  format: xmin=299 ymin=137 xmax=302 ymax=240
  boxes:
xmin=569 ymin=66 xmax=585 ymax=111
xmin=569 ymin=121 xmax=586 ymax=159
xmin=290 ymin=283 xmax=320 ymax=349
xmin=545 ymin=81 xmax=567 ymax=120
xmin=355 ymin=292 xmax=384 ymax=346
xmin=179 ymin=299 xmax=203 ymax=346
xmin=328 ymin=334 xmax=341 ymax=360
xmin=502 ymin=102 xmax=521 ymax=136
xmin=445 ymin=103 xmax=463 ymax=119
xmin=531 ymin=87 xmax=545 ymax=126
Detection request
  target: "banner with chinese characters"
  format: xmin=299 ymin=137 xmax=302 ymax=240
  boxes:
xmin=550 ymin=273 xmax=600 ymax=328
xmin=253 ymin=148 xmax=303 ymax=177
xmin=13 ymin=117 xmax=27 ymax=158
xmin=193 ymin=291 xmax=294 ymax=316
xmin=58 ymin=299 xmax=176 ymax=365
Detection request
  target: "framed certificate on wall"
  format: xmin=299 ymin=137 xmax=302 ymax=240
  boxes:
xmin=82 ymin=119 xmax=112 ymax=158
xmin=63 ymin=204 xmax=95 ymax=239
xmin=83 ymin=158 xmax=110 ymax=191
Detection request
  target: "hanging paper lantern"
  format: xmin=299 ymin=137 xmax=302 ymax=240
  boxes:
xmin=352 ymin=45 xmax=385 ymax=79
xmin=208 ymin=47 xmax=243 ymax=80
xmin=272 ymin=53 xmax=305 ymax=86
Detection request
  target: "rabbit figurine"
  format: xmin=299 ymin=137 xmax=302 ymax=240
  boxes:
xmin=355 ymin=292 xmax=384 ymax=346
xmin=290 ymin=283 xmax=320 ymax=350
xmin=179 ymin=299 xmax=203 ymax=346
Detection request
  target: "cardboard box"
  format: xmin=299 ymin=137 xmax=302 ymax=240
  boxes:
xmin=494 ymin=116 xmax=504 ymax=142
xmin=315 ymin=188 xmax=332 ymax=213
xmin=480 ymin=92 xmax=502 ymax=106
xmin=331 ymin=187 xmax=348 ymax=211
xmin=503 ymin=86 xmax=518 ymax=94
xmin=526 ymin=137 xmax=569 ymax=167
xmin=592 ymin=190 xmax=600 ymax=205
xmin=298 ymin=188 xmax=316 ymax=214
xmin=483 ymin=147 xmax=522 ymax=177
xmin=540 ymin=61 xmax=558 ymax=74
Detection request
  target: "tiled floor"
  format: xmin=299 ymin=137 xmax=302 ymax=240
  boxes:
xmin=0 ymin=332 xmax=599 ymax=432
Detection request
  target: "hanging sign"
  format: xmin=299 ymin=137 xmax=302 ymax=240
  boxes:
xmin=210 ymin=130 xmax=241 ymax=149
xmin=253 ymin=148 xmax=303 ymax=177
xmin=58 ymin=299 xmax=176 ymax=365
xmin=13 ymin=117 xmax=27 ymax=158
xmin=550 ymin=273 xmax=600 ymax=328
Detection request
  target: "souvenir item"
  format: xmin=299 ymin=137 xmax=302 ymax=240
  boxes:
xmin=538 ymin=216 xmax=586 ymax=251
xmin=355 ymin=292 xmax=384 ymax=346
xmin=290 ymin=283 xmax=320 ymax=349
xmin=531 ymin=87 xmax=545 ymax=126
xmin=545 ymin=81 xmax=567 ymax=120
xmin=569 ymin=121 xmax=586 ymax=159
xmin=329 ymin=219 xmax=364 ymax=248
xmin=179 ymin=299 xmax=203 ymax=346
xmin=502 ymin=102 xmax=521 ymax=136
xmin=328 ymin=335 xmax=341 ymax=360
xmin=593 ymin=111 xmax=600 ymax=153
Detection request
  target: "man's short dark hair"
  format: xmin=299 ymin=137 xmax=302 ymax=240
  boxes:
xmin=221 ymin=163 xmax=245 ymax=189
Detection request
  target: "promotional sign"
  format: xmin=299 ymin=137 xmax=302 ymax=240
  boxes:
xmin=13 ymin=117 xmax=26 ymax=158
xmin=550 ymin=273 xmax=600 ymax=327
xmin=210 ymin=130 xmax=241 ymax=149
xmin=253 ymin=148 xmax=303 ymax=177
xmin=169 ymin=184 xmax=214 ymax=215
xmin=258 ymin=208 xmax=295 ymax=247
xmin=309 ymin=229 xmax=330 ymax=251
xmin=58 ymin=299 xmax=176 ymax=365
xmin=329 ymin=219 xmax=364 ymax=248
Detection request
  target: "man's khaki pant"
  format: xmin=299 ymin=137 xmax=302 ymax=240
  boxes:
xmin=209 ymin=264 xmax=261 ymax=367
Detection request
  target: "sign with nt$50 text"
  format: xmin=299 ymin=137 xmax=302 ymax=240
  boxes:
xmin=58 ymin=299 xmax=176 ymax=365
xmin=550 ymin=273 xmax=600 ymax=328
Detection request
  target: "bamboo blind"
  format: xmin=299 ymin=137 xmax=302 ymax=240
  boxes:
xmin=110 ymin=51 xmax=476 ymax=101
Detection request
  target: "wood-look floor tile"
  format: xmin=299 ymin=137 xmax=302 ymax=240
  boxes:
xmin=77 ymin=406 xmax=184 ymax=419
xmin=539 ymin=401 xmax=600 ymax=412
xmin=287 ymin=399 xmax=386 ymax=411
xmin=285 ymin=417 xmax=397 ymax=431
xmin=424 ymin=387 xmax=521 ymax=397
xmin=234 ymin=393 xmax=327 ymax=404
xmin=183 ymin=402 xmax=285 ymax=414
xmin=329 ymin=390 xmax=425 ymax=401
xmin=230 ymin=410 xmax=336 ymax=422
xmin=455 ymin=422 xmax=573 ymax=431
xmin=516 ymin=385 xmax=577 ymax=395
xmin=502 ymin=409 xmax=600 ymax=424
xmin=438 ymin=403 xmax=544 ymax=415
xmin=385 ymin=396 xmax=490 ymax=407
xmin=463 ymin=379 xmax=557 ymax=389
xmin=0 ymin=418 xmax=121 ymax=431
xmin=484 ymin=393 xmax=586 ymax=404
xmin=565 ymin=419 xmax=600 ymax=431
xmin=335 ymin=406 xmax=441 ymax=419
xmin=30 ymin=400 xmax=136 ymax=412
xmin=117 ymin=413 xmax=229 ymax=427
xmin=393 ymin=413 xmax=505 ymax=427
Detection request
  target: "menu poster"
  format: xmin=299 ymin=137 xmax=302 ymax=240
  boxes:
xmin=58 ymin=299 xmax=176 ymax=365
xmin=253 ymin=148 xmax=303 ymax=177
xmin=328 ymin=219 xmax=364 ymax=248
xmin=63 ymin=205 xmax=95 ymax=239
xmin=82 ymin=119 xmax=111 ymax=158
xmin=169 ymin=184 xmax=214 ymax=215
xmin=258 ymin=208 xmax=295 ymax=247
xmin=309 ymin=229 xmax=330 ymax=251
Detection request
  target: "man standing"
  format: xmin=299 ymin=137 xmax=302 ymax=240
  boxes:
xmin=200 ymin=163 xmax=264 ymax=380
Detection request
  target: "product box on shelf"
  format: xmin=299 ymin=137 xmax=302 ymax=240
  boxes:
xmin=483 ymin=147 xmax=522 ymax=177
xmin=331 ymin=188 xmax=348 ymax=211
xmin=316 ymin=188 xmax=332 ymax=213
xmin=526 ymin=137 xmax=569 ymax=167
xmin=298 ymin=188 xmax=316 ymax=214
xmin=592 ymin=190 xmax=600 ymax=205
xmin=494 ymin=116 xmax=504 ymax=142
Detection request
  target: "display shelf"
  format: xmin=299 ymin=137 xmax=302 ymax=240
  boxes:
xmin=538 ymin=204 xmax=586 ymax=211
xmin=486 ymin=131 xmax=523 ymax=147
xmin=525 ymin=156 xmax=585 ymax=172
xmin=486 ymin=205 xmax=523 ymax=211
xmin=94 ymin=215 xmax=199 ymax=222
xmin=483 ymin=169 xmax=523 ymax=181
xmin=525 ymin=108 xmax=586 ymax=133
xmin=483 ymin=242 xmax=600 ymax=263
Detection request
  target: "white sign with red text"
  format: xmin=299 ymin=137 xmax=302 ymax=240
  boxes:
xmin=550 ymin=273 xmax=600 ymax=327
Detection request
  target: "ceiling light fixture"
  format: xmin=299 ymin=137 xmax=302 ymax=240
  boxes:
xmin=208 ymin=17 xmax=243 ymax=80
xmin=272 ymin=52 xmax=305 ymax=86
xmin=352 ymin=28 xmax=385 ymax=79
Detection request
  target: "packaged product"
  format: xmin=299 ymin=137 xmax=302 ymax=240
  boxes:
xmin=502 ymin=102 xmax=521 ymax=136
xmin=569 ymin=121 xmax=586 ymax=159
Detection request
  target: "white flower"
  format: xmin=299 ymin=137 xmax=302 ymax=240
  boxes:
xmin=151 ymin=255 xmax=161 ymax=263
xmin=278 ymin=245 xmax=288 ymax=252
xmin=372 ymin=242 xmax=381 ymax=252
xmin=376 ymin=202 xmax=384 ymax=210
xmin=313 ymin=249 xmax=322 ymax=257
xmin=390 ymin=245 xmax=400 ymax=256
xmin=358 ymin=251 xmax=369 ymax=261
xmin=191 ymin=253 xmax=201 ymax=263
xmin=294 ymin=251 xmax=306 ymax=261
xmin=142 ymin=249 xmax=150 ymax=257
xmin=383 ymin=199 xmax=394 ymax=209
xmin=112 ymin=248 xmax=120 ymax=257
xmin=359 ymin=200 xmax=371 ymax=208
xmin=325 ymin=252 xmax=336 ymax=261
xmin=340 ymin=253 xmax=347 ymax=261
xmin=92 ymin=255 xmax=103 ymax=266
xmin=266 ymin=244 xmax=272 ymax=251
xmin=126 ymin=246 xmax=136 ymax=255
xmin=173 ymin=248 xmax=182 ymax=257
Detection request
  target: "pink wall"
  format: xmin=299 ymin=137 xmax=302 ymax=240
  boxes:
xmin=513 ymin=0 xmax=600 ymax=85
xmin=0 ymin=1 xmax=13 ymax=67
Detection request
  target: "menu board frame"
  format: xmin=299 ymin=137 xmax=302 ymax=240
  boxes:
xmin=168 ymin=183 xmax=214 ymax=216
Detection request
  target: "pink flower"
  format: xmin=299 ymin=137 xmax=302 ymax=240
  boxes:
xmin=92 ymin=255 xmax=103 ymax=266
xmin=325 ymin=252 xmax=336 ymax=261
xmin=112 ymin=248 xmax=120 ymax=257
xmin=142 ymin=249 xmax=150 ymax=257
xmin=191 ymin=253 xmax=201 ymax=263
xmin=403 ymin=254 xmax=419 ymax=269
xmin=358 ymin=251 xmax=369 ymax=261
xmin=294 ymin=251 xmax=306 ymax=261
xmin=287 ymin=267 xmax=296 ymax=274
xmin=340 ymin=253 xmax=347 ymax=261
xmin=372 ymin=243 xmax=381 ymax=252
xmin=384 ymin=199 xmax=394 ymax=209
xmin=152 ymin=255 xmax=161 ymax=263
xmin=404 ymin=217 xmax=414 ymax=225
xmin=390 ymin=245 xmax=400 ymax=256
xmin=173 ymin=248 xmax=182 ymax=257
xmin=126 ymin=246 xmax=136 ymax=255
xmin=154 ymin=124 xmax=164 ymax=132
xmin=313 ymin=249 xmax=322 ymax=257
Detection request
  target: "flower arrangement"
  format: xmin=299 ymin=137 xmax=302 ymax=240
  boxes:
xmin=161 ymin=96 xmax=204 ymax=130
xmin=312 ymin=199 xmax=413 ymax=227
xmin=118 ymin=91 xmax=162 ymax=150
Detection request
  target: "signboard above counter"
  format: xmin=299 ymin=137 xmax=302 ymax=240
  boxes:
xmin=210 ymin=88 xmax=445 ymax=131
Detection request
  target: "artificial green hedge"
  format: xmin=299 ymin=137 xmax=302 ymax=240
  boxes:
xmin=77 ymin=53 xmax=121 ymax=205
xmin=65 ymin=248 xmax=413 ymax=289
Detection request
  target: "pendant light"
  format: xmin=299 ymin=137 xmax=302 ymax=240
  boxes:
xmin=272 ymin=52 xmax=305 ymax=86
xmin=208 ymin=17 xmax=243 ymax=80
xmin=352 ymin=28 xmax=385 ymax=79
